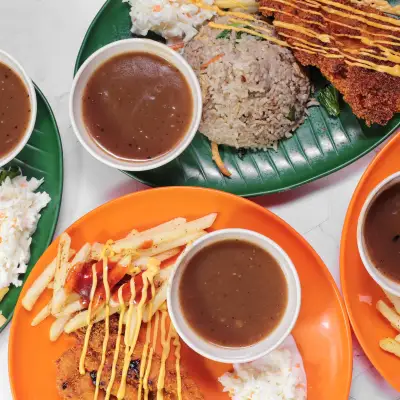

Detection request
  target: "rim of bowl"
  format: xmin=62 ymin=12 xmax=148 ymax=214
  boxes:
xmin=357 ymin=171 xmax=400 ymax=296
xmin=69 ymin=38 xmax=202 ymax=172
xmin=167 ymin=228 xmax=302 ymax=364
xmin=0 ymin=49 xmax=37 ymax=168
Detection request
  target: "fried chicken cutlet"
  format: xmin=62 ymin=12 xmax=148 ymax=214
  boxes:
xmin=260 ymin=0 xmax=400 ymax=125
xmin=56 ymin=316 xmax=203 ymax=400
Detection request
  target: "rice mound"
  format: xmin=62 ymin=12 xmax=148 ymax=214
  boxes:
xmin=184 ymin=20 xmax=311 ymax=149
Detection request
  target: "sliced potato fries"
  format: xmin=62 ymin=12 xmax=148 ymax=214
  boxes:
xmin=0 ymin=314 xmax=6 ymax=328
xmin=384 ymin=290 xmax=400 ymax=315
xmin=22 ymin=249 xmax=75 ymax=311
xmin=50 ymin=315 xmax=71 ymax=341
xmin=380 ymin=338 xmax=400 ymax=357
xmin=22 ymin=214 xmax=217 ymax=342
xmin=51 ymin=233 xmax=72 ymax=314
xmin=31 ymin=302 xmax=52 ymax=326
xmin=112 ymin=213 xmax=216 ymax=253
xmin=377 ymin=300 xmax=400 ymax=331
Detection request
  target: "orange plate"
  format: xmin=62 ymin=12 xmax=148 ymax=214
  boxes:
xmin=9 ymin=187 xmax=352 ymax=399
xmin=341 ymin=133 xmax=400 ymax=390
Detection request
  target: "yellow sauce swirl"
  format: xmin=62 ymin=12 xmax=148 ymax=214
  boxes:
xmin=105 ymin=285 xmax=126 ymax=400
xmin=79 ymin=263 xmax=98 ymax=375
xmin=157 ymin=311 xmax=173 ymax=400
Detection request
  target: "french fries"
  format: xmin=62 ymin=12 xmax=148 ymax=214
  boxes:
xmin=22 ymin=214 xmax=218 ymax=342
xmin=50 ymin=315 xmax=71 ymax=341
xmin=112 ymin=214 xmax=216 ymax=253
xmin=380 ymin=338 xmax=400 ymax=358
xmin=384 ymin=290 xmax=400 ymax=315
xmin=31 ymin=302 xmax=51 ymax=326
xmin=51 ymin=233 xmax=72 ymax=314
xmin=377 ymin=300 xmax=400 ymax=331
xmin=22 ymin=249 xmax=75 ymax=311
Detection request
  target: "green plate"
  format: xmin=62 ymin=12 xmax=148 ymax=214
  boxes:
xmin=75 ymin=0 xmax=400 ymax=197
xmin=0 ymin=85 xmax=63 ymax=331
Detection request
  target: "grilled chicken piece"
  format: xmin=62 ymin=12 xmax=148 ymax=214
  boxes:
xmin=56 ymin=316 xmax=203 ymax=400
xmin=260 ymin=0 xmax=400 ymax=125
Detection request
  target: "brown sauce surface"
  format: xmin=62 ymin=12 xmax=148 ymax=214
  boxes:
xmin=82 ymin=52 xmax=193 ymax=161
xmin=0 ymin=62 xmax=31 ymax=158
xmin=179 ymin=239 xmax=288 ymax=347
xmin=365 ymin=184 xmax=400 ymax=282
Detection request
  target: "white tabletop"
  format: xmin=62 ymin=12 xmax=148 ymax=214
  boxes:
xmin=0 ymin=1 xmax=399 ymax=399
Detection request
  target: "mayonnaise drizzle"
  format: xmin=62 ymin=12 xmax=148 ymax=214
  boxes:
xmin=117 ymin=261 xmax=159 ymax=400
xmin=124 ymin=278 xmax=137 ymax=347
xmin=157 ymin=311 xmax=173 ymax=400
xmin=144 ymin=311 xmax=160 ymax=400
xmin=171 ymin=327 xmax=182 ymax=400
xmin=204 ymin=0 xmax=400 ymax=77
xmin=105 ymin=286 xmax=126 ymax=400
xmin=79 ymin=263 xmax=98 ymax=375
xmin=138 ymin=280 xmax=155 ymax=400
xmin=94 ymin=254 xmax=112 ymax=400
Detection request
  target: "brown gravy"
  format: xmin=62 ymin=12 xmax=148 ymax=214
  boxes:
xmin=82 ymin=52 xmax=193 ymax=161
xmin=364 ymin=183 xmax=400 ymax=282
xmin=0 ymin=62 xmax=31 ymax=158
xmin=179 ymin=239 xmax=288 ymax=347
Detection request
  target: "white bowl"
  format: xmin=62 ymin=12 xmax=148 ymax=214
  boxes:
xmin=0 ymin=50 xmax=37 ymax=168
xmin=357 ymin=172 xmax=400 ymax=296
xmin=70 ymin=39 xmax=202 ymax=172
xmin=167 ymin=229 xmax=301 ymax=364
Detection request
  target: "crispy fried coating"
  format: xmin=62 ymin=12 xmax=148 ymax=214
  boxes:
xmin=260 ymin=0 xmax=400 ymax=125
xmin=56 ymin=316 xmax=203 ymax=400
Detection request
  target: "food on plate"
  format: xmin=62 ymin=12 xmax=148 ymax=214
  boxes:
xmin=126 ymin=0 xmax=216 ymax=42
xmin=260 ymin=0 xmax=400 ymax=126
xmin=0 ymin=62 xmax=32 ymax=158
xmin=184 ymin=17 xmax=311 ymax=150
xmin=363 ymin=182 xmax=400 ymax=282
xmin=219 ymin=335 xmax=307 ymax=400
xmin=317 ymin=85 xmax=341 ymax=118
xmin=376 ymin=295 xmax=400 ymax=358
xmin=0 ymin=170 xmax=50 ymax=296
xmin=56 ymin=316 xmax=203 ymax=400
xmin=22 ymin=214 xmax=217 ymax=398
xmin=179 ymin=238 xmax=288 ymax=347
xmin=82 ymin=52 xmax=193 ymax=161
xmin=125 ymin=0 xmax=259 ymax=43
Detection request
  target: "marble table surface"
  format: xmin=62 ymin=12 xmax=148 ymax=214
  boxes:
xmin=0 ymin=1 xmax=399 ymax=399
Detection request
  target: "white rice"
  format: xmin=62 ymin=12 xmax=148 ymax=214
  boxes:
xmin=0 ymin=175 xmax=50 ymax=289
xmin=125 ymin=0 xmax=216 ymax=42
xmin=184 ymin=20 xmax=311 ymax=149
xmin=219 ymin=336 xmax=307 ymax=400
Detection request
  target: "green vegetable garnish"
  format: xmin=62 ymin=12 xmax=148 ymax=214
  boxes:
xmin=216 ymin=29 xmax=231 ymax=39
xmin=318 ymin=85 xmax=341 ymax=117
xmin=217 ymin=23 xmax=244 ymax=39
xmin=0 ymin=166 xmax=21 ymax=184
xmin=286 ymin=106 xmax=296 ymax=121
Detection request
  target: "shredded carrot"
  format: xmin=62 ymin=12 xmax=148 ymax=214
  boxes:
xmin=211 ymin=142 xmax=231 ymax=177
xmin=200 ymin=53 xmax=225 ymax=70
xmin=153 ymin=5 xmax=162 ymax=12
xmin=168 ymin=42 xmax=185 ymax=51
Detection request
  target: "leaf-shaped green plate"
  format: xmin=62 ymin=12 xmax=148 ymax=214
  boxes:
xmin=0 ymin=85 xmax=63 ymax=331
xmin=75 ymin=0 xmax=400 ymax=197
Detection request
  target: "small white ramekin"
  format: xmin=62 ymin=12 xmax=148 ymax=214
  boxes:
xmin=0 ymin=50 xmax=37 ymax=168
xmin=167 ymin=229 xmax=301 ymax=364
xmin=70 ymin=39 xmax=202 ymax=172
xmin=357 ymin=172 xmax=400 ymax=296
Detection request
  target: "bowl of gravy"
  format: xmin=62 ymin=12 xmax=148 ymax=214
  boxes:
xmin=70 ymin=39 xmax=202 ymax=171
xmin=0 ymin=50 xmax=37 ymax=167
xmin=168 ymin=229 xmax=301 ymax=363
xmin=358 ymin=172 xmax=400 ymax=296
